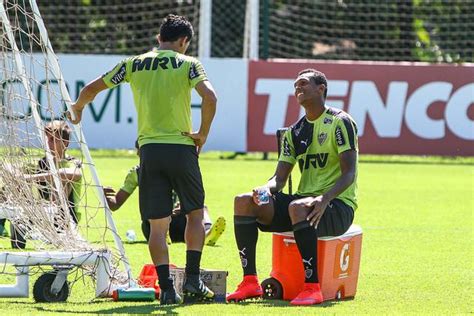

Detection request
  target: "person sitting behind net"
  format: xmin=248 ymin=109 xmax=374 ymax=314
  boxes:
xmin=103 ymin=140 xmax=225 ymax=246
xmin=10 ymin=120 xmax=82 ymax=249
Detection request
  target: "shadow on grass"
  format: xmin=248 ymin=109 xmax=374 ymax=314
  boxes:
xmin=14 ymin=297 xmax=347 ymax=314
xmin=30 ymin=301 xmax=180 ymax=315
xmin=227 ymin=298 xmax=340 ymax=308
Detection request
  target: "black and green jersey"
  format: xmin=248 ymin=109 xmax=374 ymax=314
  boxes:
xmin=38 ymin=156 xmax=82 ymax=222
xmin=279 ymin=107 xmax=358 ymax=210
xmin=102 ymin=49 xmax=208 ymax=147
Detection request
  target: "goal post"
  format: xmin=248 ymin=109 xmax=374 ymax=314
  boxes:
xmin=0 ymin=0 xmax=133 ymax=301
xmin=28 ymin=0 xmax=132 ymax=282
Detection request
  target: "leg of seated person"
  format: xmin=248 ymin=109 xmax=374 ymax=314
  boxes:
xmin=315 ymin=199 xmax=354 ymax=238
xmin=203 ymin=206 xmax=212 ymax=233
xmin=234 ymin=193 xmax=275 ymax=276
xmin=141 ymin=220 xmax=150 ymax=242
xmin=227 ymin=193 xmax=276 ymax=302
xmin=288 ymin=198 xmax=318 ymax=284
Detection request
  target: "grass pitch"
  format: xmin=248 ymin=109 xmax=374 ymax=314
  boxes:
xmin=0 ymin=152 xmax=472 ymax=314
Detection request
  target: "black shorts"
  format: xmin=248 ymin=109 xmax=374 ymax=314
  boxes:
xmin=139 ymin=143 xmax=205 ymax=220
xmin=257 ymin=192 xmax=354 ymax=237
xmin=141 ymin=214 xmax=187 ymax=243
xmin=169 ymin=213 xmax=187 ymax=243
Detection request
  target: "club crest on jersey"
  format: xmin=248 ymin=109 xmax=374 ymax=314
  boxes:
xmin=318 ymin=132 xmax=327 ymax=145
xmin=324 ymin=117 xmax=333 ymax=125
xmin=110 ymin=64 xmax=126 ymax=85
xmin=335 ymin=126 xmax=346 ymax=146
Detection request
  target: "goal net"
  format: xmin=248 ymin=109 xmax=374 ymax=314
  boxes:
xmin=0 ymin=0 xmax=131 ymax=300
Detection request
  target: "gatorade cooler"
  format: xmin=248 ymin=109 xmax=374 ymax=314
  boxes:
xmin=261 ymin=224 xmax=362 ymax=301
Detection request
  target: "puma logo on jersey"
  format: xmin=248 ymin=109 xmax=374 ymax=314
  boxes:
xmin=301 ymin=139 xmax=308 ymax=146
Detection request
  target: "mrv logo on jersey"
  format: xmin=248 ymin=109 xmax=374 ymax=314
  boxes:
xmin=298 ymin=153 xmax=329 ymax=170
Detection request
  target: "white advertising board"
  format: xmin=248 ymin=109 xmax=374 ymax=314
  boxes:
xmin=58 ymin=55 xmax=247 ymax=151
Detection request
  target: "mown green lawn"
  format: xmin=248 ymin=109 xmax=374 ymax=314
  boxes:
xmin=0 ymin=152 xmax=472 ymax=314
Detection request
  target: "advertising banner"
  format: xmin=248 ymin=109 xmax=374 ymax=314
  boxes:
xmin=248 ymin=60 xmax=474 ymax=155
xmin=58 ymin=55 xmax=248 ymax=151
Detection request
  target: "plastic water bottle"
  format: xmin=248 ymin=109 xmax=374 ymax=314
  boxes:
xmin=256 ymin=188 xmax=270 ymax=205
xmin=126 ymin=229 xmax=136 ymax=243
xmin=112 ymin=288 xmax=156 ymax=301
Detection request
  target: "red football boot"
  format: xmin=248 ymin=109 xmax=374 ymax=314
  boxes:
xmin=226 ymin=275 xmax=263 ymax=302
xmin=290 ymin=283 xmax=323 ymax=306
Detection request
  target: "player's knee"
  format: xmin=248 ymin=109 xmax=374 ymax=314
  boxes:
xmin=288 ymin=200 xmax=308 ymax=223
xmin=234 ymin=193 xmax=255 ymax=216
xmin=148 ymin=218 xmax=169 ymax=237
xmin=186 ymin=209 xmax=204 ymax=224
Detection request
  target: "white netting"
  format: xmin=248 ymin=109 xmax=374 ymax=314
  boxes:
xmin=0 ymin=0 xmax=130 ymax=297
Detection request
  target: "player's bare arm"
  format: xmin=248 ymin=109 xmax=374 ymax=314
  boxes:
xmin=25 ymin=167 xmax=82 ymax=183
xmin=68 ymin=77 xmax=108 ymax=124
xmin=252 ymin=161 xmax=293 ymax=205
xmin=306 ymin=150 xmax=357 ymax=226
xmin=182 ymin=80 xmax=217 ymax=153
xmin=103 ymin=187 xmax=131 ymax=211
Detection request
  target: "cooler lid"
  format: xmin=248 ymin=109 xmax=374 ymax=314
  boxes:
xmin=273 ymin=224 xmax=362 ymax=240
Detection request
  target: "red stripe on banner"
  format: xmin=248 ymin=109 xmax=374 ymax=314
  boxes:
xmin=247 ymin=60 xmax=474 ymax=156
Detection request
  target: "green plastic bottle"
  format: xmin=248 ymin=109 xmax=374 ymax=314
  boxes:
xmin=112 ymin=288 xmax=156 ymax=301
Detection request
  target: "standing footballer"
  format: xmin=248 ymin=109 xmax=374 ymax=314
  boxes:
xmin=68 ymin=14 xmax=217 ymax=305
xmin=227 ymin=69 xmax=358 ymax=305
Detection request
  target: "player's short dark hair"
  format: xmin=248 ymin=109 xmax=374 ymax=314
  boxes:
xmin=159 ymin=14 xmax=194 ymax=43
xmin=45 ymin=120 xmax=72 ymax=142
xmin=297 ymin=68 xmax=328 ymax=99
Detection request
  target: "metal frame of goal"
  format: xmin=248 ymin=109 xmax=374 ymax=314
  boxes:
xmin=0 ymin=0 xmax=133 ymax=302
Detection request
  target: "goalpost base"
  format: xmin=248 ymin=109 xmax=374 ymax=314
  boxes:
xmin=0 ymin=250 xmax=113 ymax=298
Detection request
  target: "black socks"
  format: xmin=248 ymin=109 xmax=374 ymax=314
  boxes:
xmin=157 ymin=250 xmax=203 ymax=291
xmin=156 ymin=264 xmax=173 ymax=291
xmin=234 ymin=215 xmax=259 ymax=275
xmin=293 ymin=220 xmax=318 ymax=283
xmin=185 ymin=250 xmax=202 ymax=276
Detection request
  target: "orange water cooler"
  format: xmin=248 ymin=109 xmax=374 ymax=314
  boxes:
xmin=261 ymin=224 xmax=363 ymax=301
